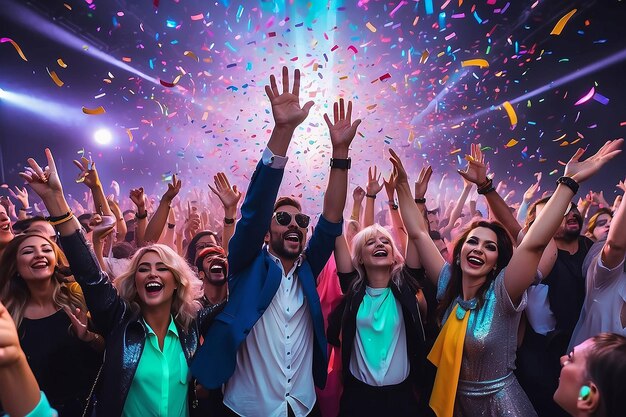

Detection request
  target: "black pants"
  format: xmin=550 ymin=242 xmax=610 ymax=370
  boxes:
xmin=218 ymin=400 xmax=321 ymax=417
xmin=339 ymin=373 xmax=420 ymax=417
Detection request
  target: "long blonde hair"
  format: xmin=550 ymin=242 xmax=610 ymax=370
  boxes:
xmin=350 ymin=224 xmax=405 ymax=290
xmin=0 ymin=233 xmax=87 ymax=328
xmin=114 ymin=244 xmax=202 ymax=330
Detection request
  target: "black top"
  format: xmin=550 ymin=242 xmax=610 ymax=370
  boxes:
xmin=19 ymin=309 xmax=102 ymax=417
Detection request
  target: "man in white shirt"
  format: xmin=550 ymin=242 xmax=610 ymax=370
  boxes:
xmin=191 ymin=67 xmax=361 ymax=417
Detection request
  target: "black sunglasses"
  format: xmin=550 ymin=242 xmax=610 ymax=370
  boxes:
xmin=273 ymin=211 xmax=310 ymax=228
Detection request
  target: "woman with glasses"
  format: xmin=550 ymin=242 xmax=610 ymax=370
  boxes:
xmin=0 ymin=232 xmax=103 ymax=417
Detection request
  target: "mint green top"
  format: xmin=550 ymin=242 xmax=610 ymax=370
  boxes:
xmin=122 ymin=317 xmax=189 ymax=417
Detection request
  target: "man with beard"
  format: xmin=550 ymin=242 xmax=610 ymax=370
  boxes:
xmin=196 ymin=246 xmax=229 ymax=309
xmin=191 ymin=67 xmax=360 ymax=417
xmin=516 ymin=197 xmax=594 ymax=417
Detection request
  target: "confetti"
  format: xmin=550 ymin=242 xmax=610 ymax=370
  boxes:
xmin=0 ymin=38 xmax=28 ymax=61
xmin=160 ymin=74 xmax=182 ymax=87
xmin=461 ymin=59 xmax=489 ymax=68
xmin=183 ymin=51 xmax=199 ymax=62
xmin=574 ymin=87 xmax=595 ymax=105
xmin=502 ymin=101 xmax=517 ymax=129
xmin=347 ymin=45 xmax=358 ymax=54
xmin=46 ymin=68 xmax=64 ymax=87
xmin=366 ymin=22 xmax=377 ymax=32
xmin=551 ymin=9 xmax=577 ymax=36
xmin=57 ymin=58 xmax=68 ymax=68
xmin=82 ymin=106 xmax=106 ymax=115
xmin=504 ymin=139 xmax=519 ymax=148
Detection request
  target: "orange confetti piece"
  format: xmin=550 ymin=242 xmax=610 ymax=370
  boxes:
xmin=502 ymin=101 xmax=517 ymax=129
xmin=82 ymin=106 xmax=106 ymax=115
xmin=46 ymin=68 xmax=64 ymax=87
xmin=419 ymin=50 xmax=430 ymax=64
xmin=190 ymin=13 xmax=204 ymax=20
xmin=366 ymin=104 xmax=377 ymax=110
xmin=126 ymin=129 xmax=133 ymax=142
xmin=450 ymin=148 xmax=462 ymax=155
xmin=366 ymin=22 xmax=377 ymax=32
xmin=57 ymin=58 xmax=67 ymax=68
xmin=560 ymin=141 xmax=570 ymax=147
xmin=122 ymin=57 xmax=132 ymax=62
xmin=551 ymin=9 xmax=577 ymax=35
xmin=461 ymin=59 xmax=489 ymax=68
xmin=504 ymin=139 xmax=518 ymax=148
xmin=1 ymin=38 xmax=28 ymax=61
xmin=183 ymin=50 xmax=199 ymax=62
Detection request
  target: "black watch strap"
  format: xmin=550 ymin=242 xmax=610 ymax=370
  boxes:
xmin=330 ymin=157 xmax=351 ymax=169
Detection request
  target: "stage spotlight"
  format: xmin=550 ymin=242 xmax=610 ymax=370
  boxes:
xmin=94 ymin=129 xmax=112 ymax=145
xmin=0 ymin=88 xmax=5 ymax=99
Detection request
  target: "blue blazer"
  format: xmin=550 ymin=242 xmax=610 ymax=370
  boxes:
xmin=191 ymin=160 xmax=342 ymax=390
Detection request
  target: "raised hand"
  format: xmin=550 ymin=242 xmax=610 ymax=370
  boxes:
xmin=523 ymin=182 xmax=540 ymax=203
xmin=564 ymin=139 xmax=623 ymax=183
xmin=208 ymin=172 xmax=242 ymax=211
xmin=110 ymin=180 xmax=120 ymax=198
xmin=388 ymin=149 xmax=409 ymax=185
xmin=617 ymin=179 xmax=626 ymax=193
xmin=129 ymin=188 xmax=146 ymax=210
xmin=352 ymin=186 xmax=365 ymax=203
xmin=323 ymin=98 xmax=361 ymax=151
xmin=8 ymin=186 xmax=29 ymax=209
xmin=457 ymin=143 xmax=487 ymax=185
xmin=366 ymin=166 xmax=384 ymax=196
xmin=383 ymin=174 xmax=397 ymax=200
xmin=265 ymin=67 xmax=314 ymax=129
xmin=162 ymin=174 xmax=182 ymax=203
xmin=73 ymin=156 xmax=102 ymax=190
xmin=18 ymin=148 xmax=62 ymax=202
xmin=414 ymin=165 xmax=433 ymax=199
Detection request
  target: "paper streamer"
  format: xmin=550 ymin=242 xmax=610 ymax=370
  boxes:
xmin=46 ymin=68 xmax=64 ymax=87
xmin=551 ymin=9 xmax=577 ymax=36
xmin=1 ymin=37 xmax=28 ymax=61
xmin=502 ymin=101 xmax=517 ymax=128
xmin=82 ymin=106 xmax=106 ymax=115
xmin=461 ymin=59 xmax=489 ymax=68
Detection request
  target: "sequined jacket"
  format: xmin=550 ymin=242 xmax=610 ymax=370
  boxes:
xmin=59 ymin=231 xmax=216 ymax=417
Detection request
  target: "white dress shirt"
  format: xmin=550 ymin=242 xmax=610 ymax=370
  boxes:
xmin=223 ymin=249 xmax=316 ymax=417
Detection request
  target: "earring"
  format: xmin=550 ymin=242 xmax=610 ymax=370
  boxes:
xmin=578 ymin=385 xmax=591 ymax=401
xmin=455 ymin=257 xmax=460 ymax=266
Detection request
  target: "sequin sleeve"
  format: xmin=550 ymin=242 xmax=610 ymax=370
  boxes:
xmin=436 ymin=262 xmax=452 ymax=301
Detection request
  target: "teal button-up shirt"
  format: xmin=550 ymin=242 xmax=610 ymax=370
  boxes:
xmin=122 ymin=317 xmax=189 ymax=417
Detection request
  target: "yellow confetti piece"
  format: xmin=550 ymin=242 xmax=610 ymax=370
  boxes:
xmin=461 ymin=59 xmax=489 ymax=68
xmin=202 ymin=111 xmax=209 ymax=121
xmin=420 ymin=50 xmax=430 ymax=64
xmin=553 ymin=133 xmax=567 ymax=142
xmin=450 ymin=148 xmax=462 ymax=155
xmin=339 ymin=75 xmax=348 ymax=80
xmin=57 ymin=58 xmax=67 ymax=68
xmin=82 ymin=106 xmax=106 ymax=115
xmin=126 ymin=129 xmax=133 ymax=142
xmin=103 ymin=78 xmax=112 ymax=84
xmin=504 ymin=139 xmax=518 ymax=148
xmin=407 ymin=130 xmax=415 ymax=143
xmin=502 ymin=101 xmax=517 ymax=128
xmin=1 ymin=38 xmax=28 ymax=61
xmin=183 ymin=50 xmax=199 ymax=62
xmin=46 ymin=68 xmax=64 ymax=87
xmin=366 ymin=22 xmax=377 ymax=32
xmin=551 ymin=9 xmax=577 ymax=35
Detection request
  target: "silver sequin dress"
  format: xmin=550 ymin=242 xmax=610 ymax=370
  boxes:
xmin=438 ymin=264 xmax=538 ymax=417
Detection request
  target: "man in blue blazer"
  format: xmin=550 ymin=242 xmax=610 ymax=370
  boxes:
xmin=191 ymin=67 xmax=361 ymax=417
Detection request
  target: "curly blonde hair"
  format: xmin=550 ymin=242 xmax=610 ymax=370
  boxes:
xmin=0 ymin=233 xmax=87 ymax=328
xmin=113 ymin=244 xmax=202 ymax=330
xmin=350 ymin=224 xmax=405 ymax=290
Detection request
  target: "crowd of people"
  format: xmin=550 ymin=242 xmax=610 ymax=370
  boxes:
xmin=0 ymin=67 xmax=625 ymax=417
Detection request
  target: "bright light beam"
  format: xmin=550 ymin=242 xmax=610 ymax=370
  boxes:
xmin=94 ymin=128 xmax=113 ymax=145
xmin=0 ymin=88 xmax=85 ymax=125
xmin=3 ymin=0 xmax=160 ymax=86
xmin=437 ymin=47 xmax=626 ymax=129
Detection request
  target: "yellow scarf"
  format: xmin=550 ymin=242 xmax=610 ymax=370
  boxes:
xmin=427 ymin=304 xmax=470 ymax=417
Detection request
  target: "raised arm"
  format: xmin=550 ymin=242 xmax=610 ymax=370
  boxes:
xmin=506 ymin=140 xmax=623 ymax=305
xmin=363 ymin=166 xmax=383 ymax=227
xmin=129 ymin=187 xmax=147 ymax=246
xmin=457 ymin=143 xmax=522 ymax=240
xmin=74 ymin=157 xmax=113 ymax=218
xmin=602 ymin=178 xmax=626 ymax=268
xmin=208 ymin=172 xmax=242 ymax=255
xmin=440 ymin=179 xmax=472 ymax=240
xmin=143 ymin=175 xmax=181 ymax=244
xmin=383 ymin=173 xmax=408 ymax=257
xmin=0 ymin=302 xmax=43 ymax=417
xmin=350 ymin=185 xmax=365 ymax=222
xmin=390 ymin=150 xmax=444 ymax=285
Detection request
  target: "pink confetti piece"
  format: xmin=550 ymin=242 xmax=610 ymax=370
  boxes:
xmin=190 ymin=13 xmax=204 ymax=20
xmin=330 ymin=45 xmax=339 ymax=52
xmin=574 ymin=87 xmax=595 ymax=105
xmin=347 ymin=45 xmax=358 ymax=54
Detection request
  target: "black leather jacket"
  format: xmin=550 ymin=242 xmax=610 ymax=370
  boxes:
xmin=60 ymin=231 xmax=216 ymax=417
